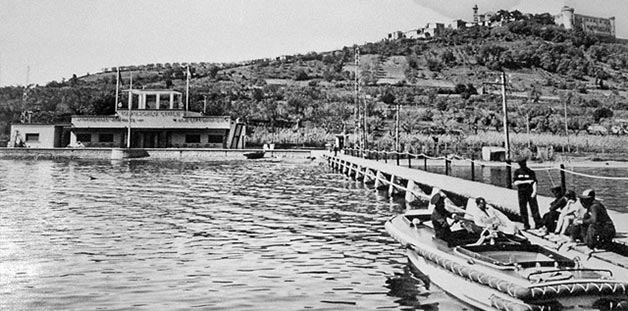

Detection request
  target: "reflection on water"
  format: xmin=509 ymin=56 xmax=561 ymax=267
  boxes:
xmin=0 ymin=159 xmax=469 ymax=310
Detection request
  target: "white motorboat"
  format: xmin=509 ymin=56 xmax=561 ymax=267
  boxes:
xmin=386 ymin=209 xmax=628 ymax=310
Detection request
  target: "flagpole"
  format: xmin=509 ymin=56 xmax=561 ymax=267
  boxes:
xmin=127 ymin=72 xmax=132 ymax=148
xmin=186 ymin=65 xmax=190 ymax=112
xmin=115 ymin=67 xmax=120 ymax=112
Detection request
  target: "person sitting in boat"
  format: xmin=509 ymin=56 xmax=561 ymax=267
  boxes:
xmin=473 ymin=197 xmax=519 ymax=235
xmin=554 ymin=190 xmax=585 ymax=235
xmin=430 ymin=192 xmax=464 ymax=242
xmin=538 ymin=186 xmax=568 ymax=234
xmin=569 ymin=189 xmax=616 ymax=250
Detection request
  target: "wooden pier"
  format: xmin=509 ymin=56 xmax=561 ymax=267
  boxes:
xmin=326 ymin=153 xmax=628 ymax=278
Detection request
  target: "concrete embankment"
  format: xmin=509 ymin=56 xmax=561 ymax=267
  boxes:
xmin=0 ymin=147 xmax=326 ymax=161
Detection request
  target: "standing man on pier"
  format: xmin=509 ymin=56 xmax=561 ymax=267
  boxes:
xmin=513 ymin=157 xmax=541 ymax=230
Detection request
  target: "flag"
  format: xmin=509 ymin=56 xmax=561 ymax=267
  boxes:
xmin=186 ymin=66 xmax=191 ymax=79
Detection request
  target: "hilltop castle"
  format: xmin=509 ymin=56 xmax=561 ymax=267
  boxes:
xmin=555 ymin=6 xmax=615 ymax=38
xmin=386 ymin=5 xmax=616 ymax=41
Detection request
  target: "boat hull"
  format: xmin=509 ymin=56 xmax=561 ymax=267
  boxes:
xmin=385 ymin=213 xmax=628 ymax=311
xmin=243 ymin=151 xmax=264 ymax=159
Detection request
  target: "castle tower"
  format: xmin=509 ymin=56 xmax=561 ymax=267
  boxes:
xmin=609 ymin=16 xmax=616 ymax=38
xmin=473 ymin=4 xmax=479 ymax=24
xmin=560 ymin=6 xmax=574 ymax=30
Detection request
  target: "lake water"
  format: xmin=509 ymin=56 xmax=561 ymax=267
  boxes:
xmin=2 ymin=158 xmax=628 ymax=311
xmin=0 ymin=159 xmax=470 ymax=311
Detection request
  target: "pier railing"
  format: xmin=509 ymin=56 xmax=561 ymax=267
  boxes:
xmin=342 ymin=147 xmax=628 ymax=193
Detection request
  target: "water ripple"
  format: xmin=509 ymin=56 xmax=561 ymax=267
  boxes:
xmin=0 ymin=159 xmax=468 ymax=310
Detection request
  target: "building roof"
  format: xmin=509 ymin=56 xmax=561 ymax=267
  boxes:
xmin=127 ymin=89 xmax=183 ymax=95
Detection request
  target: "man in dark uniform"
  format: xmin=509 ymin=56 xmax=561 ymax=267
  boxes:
xmin=431 ymin=192 xmax=462 ymax=242
xmin=513 ymin=157 xmax=541 ymax=229
xmin=571 ymin=189 xmax=616 ymax=250
xmin=540 ymin=186 xmax=568 ymax=233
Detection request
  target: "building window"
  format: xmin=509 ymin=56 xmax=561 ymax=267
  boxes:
xmin=99 ymin=133 xmax=114 ymax=142
xmin=77 ymin=133 xmax=92 ymax=142
xmin=25 ymin=133 xmax=39 ymax=142
xmin=185 ymin=134 xmax=201 ymax=143
xmin=208 ymin=135 xmax=223 ymax=144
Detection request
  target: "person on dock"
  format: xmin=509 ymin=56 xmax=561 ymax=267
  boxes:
xmin=569 ymin=189 xmax=616 ymax=250
xmin=473 ymin=197 xmax=519 ymax=235
xmin=430 ymin=192 xmax=463 ymax=242
xmin=513 ymin=157 xmax=541 ymax=230
xmin=539 ymin=186 xmax=568 ymax=234
xmin=554 ymin=190 xmax=585 ymax=235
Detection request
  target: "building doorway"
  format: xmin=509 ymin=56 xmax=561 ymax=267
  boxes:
xmin=142 ymin=132 xmax=159 ymax=148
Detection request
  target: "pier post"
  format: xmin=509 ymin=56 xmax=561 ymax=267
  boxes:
xmin=408 ymin=153 xmax=411 ymax=168
xmin=560 ymin=164 xmax=566 ymax=193
xmin=405 ymin=180 xmax=419 ymax=205
xmin=384 ymin=152 xmax=387 ymax=164
xmin=445 ymin=158 xmax=450 ymax=176
xmin=388 ymin=175 xmax=396 ymax=196
xmin=424 ymin=157 xmax=427 ymax=171
xmin=470 ymin=156 xmax=475 ymax=181
xmin=375 ymin=171 xmax=386 ymax=189
xmin=396 ymin=151 xmax=400 ymax=166
xmin=505 ymin=160 xmax=512 ymax=189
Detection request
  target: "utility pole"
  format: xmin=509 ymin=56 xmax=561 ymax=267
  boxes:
xmin=501 ymin=71 xmax=511 ymax=161
xmin=363 ymin=94 xmax=368 ymax=156
xmin=564 ymin=95 xmax=570 ymax=152
xmin=395 ymin=104 xmax=400 ymax=152
xmin=354 ymin=47 xmax=360 ymax=151
xmin=127 ymin=72 xmax=133 ymax=149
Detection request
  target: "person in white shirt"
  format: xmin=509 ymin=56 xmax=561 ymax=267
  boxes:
xmin=554 ymin=190 xmax=585 ymax=235
xmin=473 ymin=197 xmax=519 ymax=235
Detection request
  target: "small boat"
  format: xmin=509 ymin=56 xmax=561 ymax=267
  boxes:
xmin=243 ymin=151 xmax=265 ymax=159
xmin=386 ymin=209 xmax=628 ymax=311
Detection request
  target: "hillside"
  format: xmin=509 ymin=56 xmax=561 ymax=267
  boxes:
xmin=3 ymin=12 xmax=628 ymax=152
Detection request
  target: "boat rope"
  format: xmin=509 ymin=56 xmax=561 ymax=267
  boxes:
xmin=546 ymin=169 xmax=556 ymax=187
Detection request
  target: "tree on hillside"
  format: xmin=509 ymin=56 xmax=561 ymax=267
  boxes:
xmin=294 ymin=69 xmax=309 ymax=81
xmin=380 ymin=91 xmax=395 ymax=105
xmin=441 ymin=50 xmax=456 ymax=66
xmin=426 ymin=58 xmax=442 ymax=72
xmin=593 ymin=107 xmax=613 ymax=123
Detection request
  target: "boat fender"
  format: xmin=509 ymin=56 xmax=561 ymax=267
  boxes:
xmin=467 ymin=259 xmax=475 ymax=265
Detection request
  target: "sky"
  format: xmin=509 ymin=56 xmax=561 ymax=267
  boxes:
xmin=0 ymin=0 xmax=626 ymax=87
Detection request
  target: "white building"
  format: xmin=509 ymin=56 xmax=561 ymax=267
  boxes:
xmin=9 ymin=89 xmax=246 ymax=149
